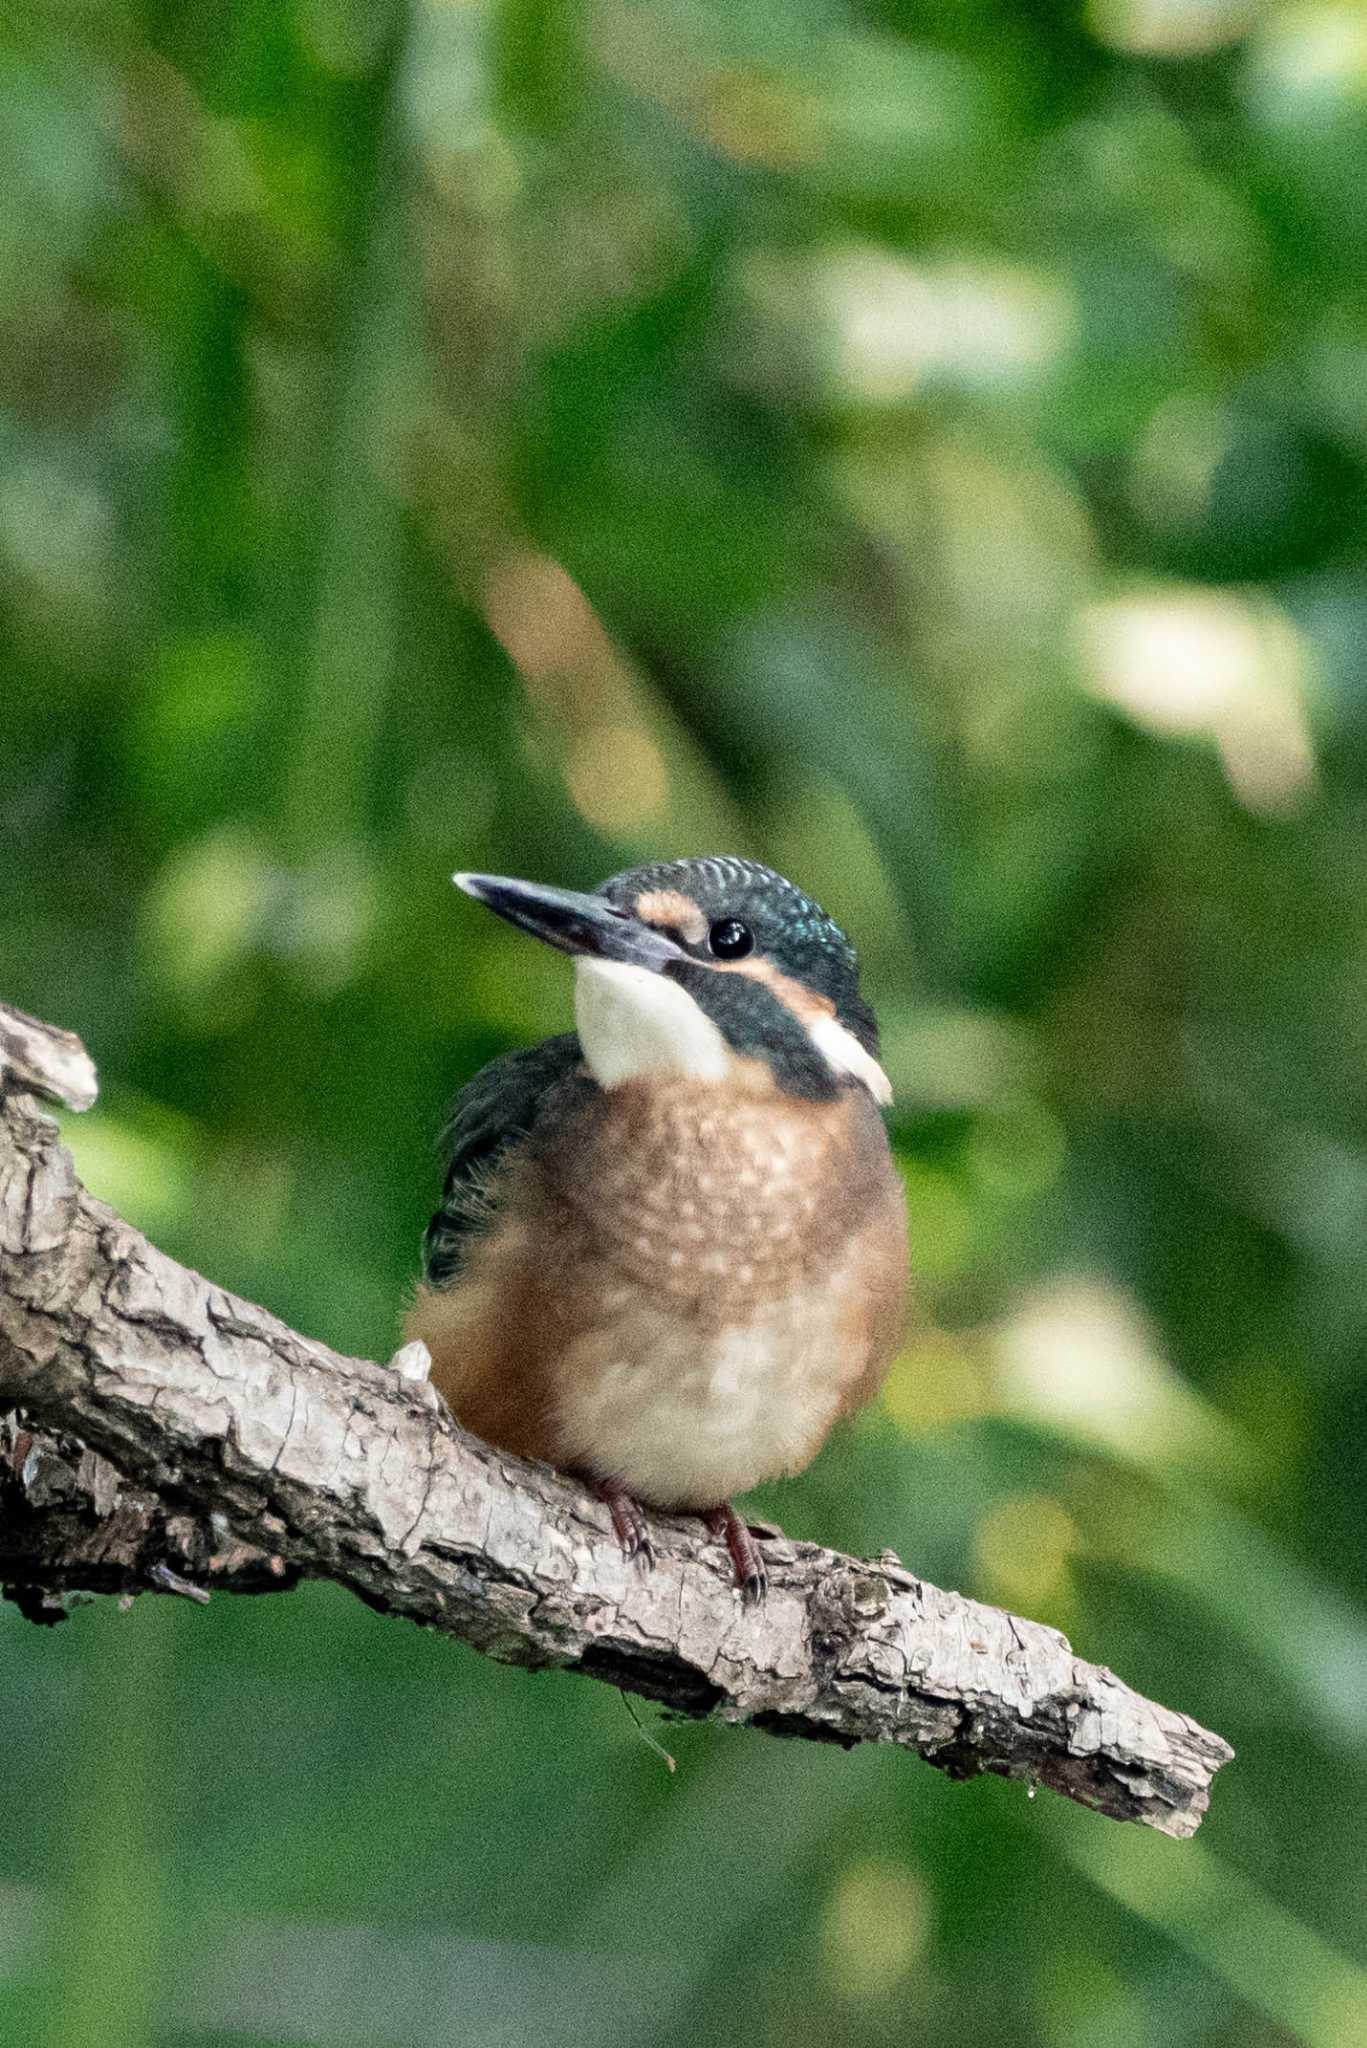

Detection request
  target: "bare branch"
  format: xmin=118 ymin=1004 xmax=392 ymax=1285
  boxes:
xmin=0 ymin=1000 xmax=1231 ymax=1837
xmin=0 ymin=1002 xmax=98 ymax=1112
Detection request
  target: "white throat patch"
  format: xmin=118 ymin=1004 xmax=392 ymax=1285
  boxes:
xmin=574 ymin=956 xmax=893 ymax=1105
xmin=575 ymin=959 xmax=730 ymax=1088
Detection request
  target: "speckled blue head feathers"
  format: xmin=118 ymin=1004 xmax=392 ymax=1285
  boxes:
xmin=596 ymin=856 xmax=878 ymax=1056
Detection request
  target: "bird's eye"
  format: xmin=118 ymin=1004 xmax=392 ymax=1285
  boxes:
xmin=708 ymin=918 xmax=754 ymax=960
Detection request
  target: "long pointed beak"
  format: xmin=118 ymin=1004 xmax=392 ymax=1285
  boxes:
xmin=453 ymin=872 xmax=686 ymax=971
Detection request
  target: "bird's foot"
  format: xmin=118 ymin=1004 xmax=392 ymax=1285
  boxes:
xmin=592 ymin=1478 xmax=655 ymax=1571
xmin=704 ymin=1503 xmax=768 ymax=1604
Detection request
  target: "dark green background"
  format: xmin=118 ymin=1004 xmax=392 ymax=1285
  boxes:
xmin=4 ymin=1 xmax=1367 ymax=2043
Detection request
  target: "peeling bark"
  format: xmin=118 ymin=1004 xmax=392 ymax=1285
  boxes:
xmin=0 ymin=1001 xmax=1232 ymax=1837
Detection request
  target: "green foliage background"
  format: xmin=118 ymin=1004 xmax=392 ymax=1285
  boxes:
xmin=5 ymin=0 xmax=1367 ymax=2042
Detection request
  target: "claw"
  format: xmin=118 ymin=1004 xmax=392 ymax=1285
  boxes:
xmin=704 ymin=1504 xmax=767 ymax=1604
xmin=593 ymin=1478 xmax=656 ymax=1571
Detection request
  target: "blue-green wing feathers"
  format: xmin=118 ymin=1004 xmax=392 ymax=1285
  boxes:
xmin=422 ymin=1032 xmax=583 ymax=1286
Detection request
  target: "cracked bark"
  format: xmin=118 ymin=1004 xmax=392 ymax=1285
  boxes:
xmin=0 ymin=1000 xmax=1232 ymax=1837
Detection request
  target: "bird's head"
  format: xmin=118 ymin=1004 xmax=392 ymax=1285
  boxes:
xmin=454 ymin=856 xmax=890 ymax=1107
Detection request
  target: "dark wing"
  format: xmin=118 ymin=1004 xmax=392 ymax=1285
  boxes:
xmin=422 ymin=1032 xmax=583 ymax=1287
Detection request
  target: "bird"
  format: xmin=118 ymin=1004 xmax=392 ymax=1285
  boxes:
xmin=404 ymin=855 xmax=908 ymax=1599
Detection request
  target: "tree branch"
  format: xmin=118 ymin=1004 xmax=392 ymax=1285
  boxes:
xmin=0 ymin=1000 xmax=1231 ymax=1837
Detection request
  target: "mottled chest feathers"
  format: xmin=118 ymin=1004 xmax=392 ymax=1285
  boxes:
xmin=533 ymin=1073 xmax=896 ymax=1325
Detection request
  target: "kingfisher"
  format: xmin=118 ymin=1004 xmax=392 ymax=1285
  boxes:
xmin=405 ymin=856 xmax=908 ymax=1599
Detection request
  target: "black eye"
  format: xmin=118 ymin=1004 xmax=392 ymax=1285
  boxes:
xmin=708 ymin=918 xmax=753 ymax=960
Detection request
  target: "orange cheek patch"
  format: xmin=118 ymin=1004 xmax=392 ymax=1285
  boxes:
xmin=721 ymin=954 xmax=836 ymax=1025
xmin=635 ymin=889 xmax=707 ymax=945
xmin=717 ymin=957 xmax=891 ymax=1103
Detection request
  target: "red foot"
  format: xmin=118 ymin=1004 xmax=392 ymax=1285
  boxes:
xmin=592 ymin=1477 xmax=655 ymax=1569
xmin=704 ymin=1503 xmax=768 ymax=1604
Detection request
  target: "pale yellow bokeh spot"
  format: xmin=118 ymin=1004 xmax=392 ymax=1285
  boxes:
xmin=60 ymin=1111 xmax=195 ymax=1242
xmin=483 ymin=551 xmax=622 ymax=720
xmin=974 ymin=1492 xmax=1078 ymax=1612
xmin=821 ymin=1858 xmax=931 ymax=2004
xmin=484 ymin=552 xmax=599 ymax=680
xmin=1248 ymin=4 xmax=1367 ymax=113
xmin=1088 ymin=0 xmax=1256 ymax=59
xmin=1074 ymin=584 xmax=1315 ymax=815
xmin=882 ymin=1332 xmax=990 ymax=1435
xmin=565 ymin=723 xmax=669 ymax=833
xmin=142 ymin=826 xmax=272 ymax=1001
xmin=992 ymin=1279 xmax=1249 ymax=1474
xmin=1310 ymin=1979 xmax=1367 ymax=2048
xmin=813 ymin=245 xmax=1075 ymax=404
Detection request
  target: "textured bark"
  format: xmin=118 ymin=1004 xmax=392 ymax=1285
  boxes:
xmin=0 ymin=1001 xmax=1232 ymax=1836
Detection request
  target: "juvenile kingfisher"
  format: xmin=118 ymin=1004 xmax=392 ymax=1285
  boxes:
xmin=405 ymin=856 xmax=908 ymax=1598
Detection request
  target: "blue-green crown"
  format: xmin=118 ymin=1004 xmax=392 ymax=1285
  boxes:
xmin=597 ymin=855 xmax=878 ymax=1055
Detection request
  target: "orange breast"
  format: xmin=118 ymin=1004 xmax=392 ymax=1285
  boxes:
xmin=405 ymin=1078 xmax=907 ymax=1504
